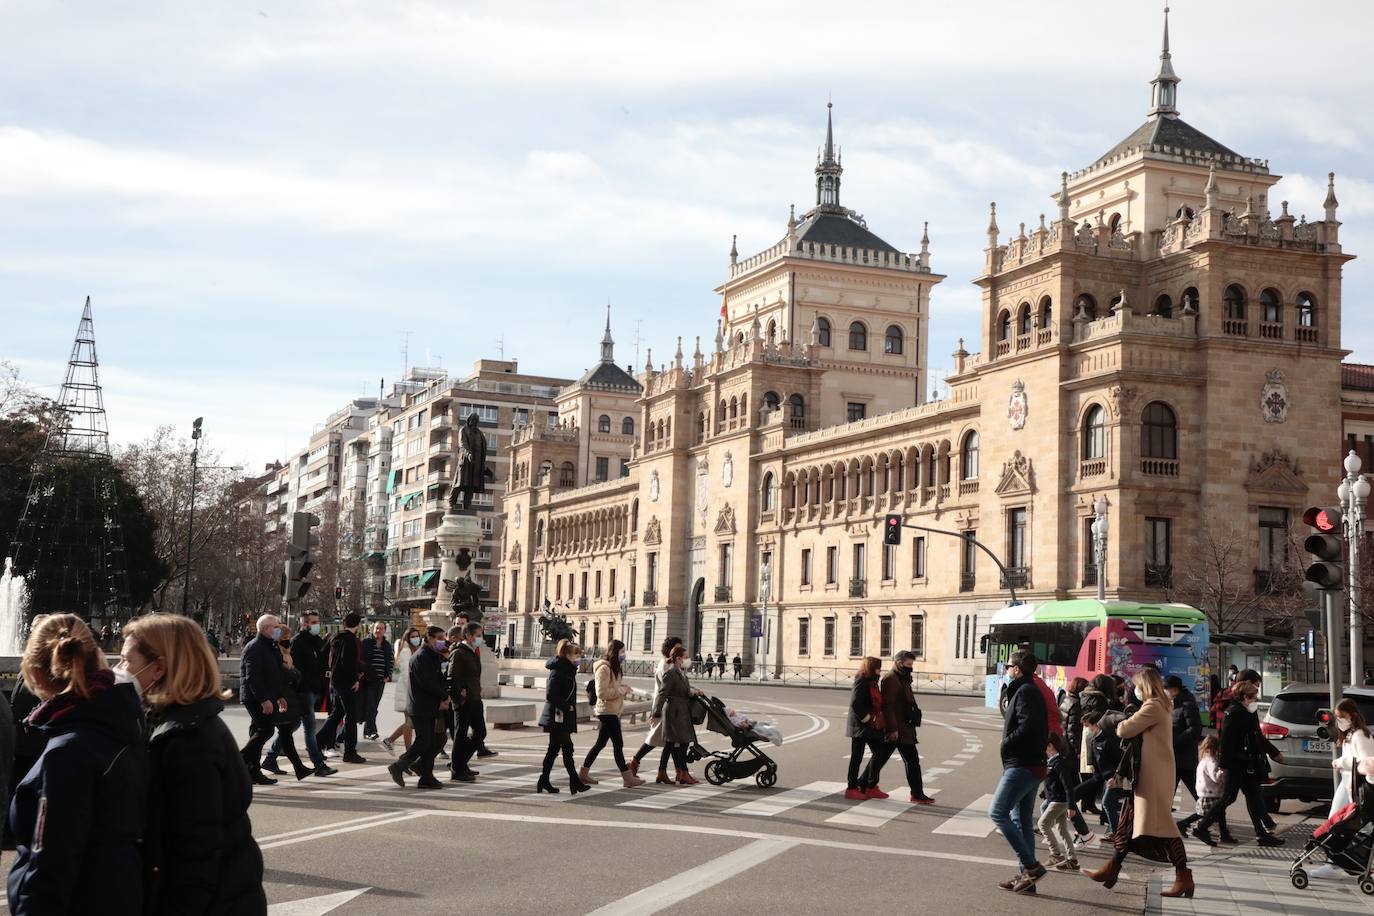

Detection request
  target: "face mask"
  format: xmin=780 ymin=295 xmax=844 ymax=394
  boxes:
xmin=1337 ymin=717 xmax=1352 ymax=732
xmin=271 ymin=627 xmax=283 ymax=640
xmin=433 ymin=639 xmax=447 ymax=652
xmin=1244 ymin=701 xmax=1259 ymax=714
xmin=309 ymin=623 xmax=321 ymax=635
xmin=114 ymin=663 xmax=151 ymax=697
xmin=409 ymin=637 xmax=422 ymax=648
xmin=619 ymin=653 xmax=627 ymax=662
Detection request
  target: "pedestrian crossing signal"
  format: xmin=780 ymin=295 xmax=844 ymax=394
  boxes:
xmin=883 ymin=514 xmax=902 ymax=546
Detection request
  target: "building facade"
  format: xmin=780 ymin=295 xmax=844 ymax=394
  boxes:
xmin=501 ymin=19 xmax=1354 ymax=676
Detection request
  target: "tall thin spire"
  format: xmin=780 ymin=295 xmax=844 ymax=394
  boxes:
xmin=1149 ymin=5 xmax=1180 ymax=118
xmin=815 ymin=102 xmax=843 ymax=210
xmin=600 ymin=303 xmax=615 ymax=363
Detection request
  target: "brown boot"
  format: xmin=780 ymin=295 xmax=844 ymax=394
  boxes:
xmin=628 ymin=758 xmax=639 ymax=777
xmin=1085 ymin=859 xmax=1120 ymax=889
xmin=1160 ymin=868 xmax=1194 ymax=899
xmin=621 ymin=770 xmax=646 ymax=788
xmin=655 ymin=770 xmax=673 ymax=784
xmin=676 ymin=768 xmax=699 ymax=786
xmin=577 ymin=766 xmax=599 ymax=785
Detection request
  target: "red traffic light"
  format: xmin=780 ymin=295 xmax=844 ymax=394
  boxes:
xmin=883 ymin=513 xmax=902 ymax=546
xmin=1304 ymin=506 xmax=1342 ymax=533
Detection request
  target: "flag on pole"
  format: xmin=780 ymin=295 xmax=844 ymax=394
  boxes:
xmin=720 ymin=295 xmax=728 ymax=322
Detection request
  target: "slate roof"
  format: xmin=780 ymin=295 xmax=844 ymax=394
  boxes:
xmin=571 ymin=361 xmax=641 ymax=393
xmin=1096 ymin=116 xmax=1240 ymax=165
xmin=795 ymin=211 xmax=899 ymax=253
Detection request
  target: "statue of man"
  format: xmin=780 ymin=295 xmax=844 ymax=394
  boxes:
xmin=450 ymin=413 xmax=489 ymax=510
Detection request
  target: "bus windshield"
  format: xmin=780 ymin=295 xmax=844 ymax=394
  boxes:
xmin=985 ymin=620 xmax=1095 ymax=674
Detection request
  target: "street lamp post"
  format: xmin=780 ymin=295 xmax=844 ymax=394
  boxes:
xmin=181 ymin=417 xmax=203 ymax=615
xmin=757 ymin=560 xmax=772 ymax=682
xmin=1092 ymin=497 xmax=1109 ymax=602
xmin=1340 ymin=450 xmax=1370 ymax=684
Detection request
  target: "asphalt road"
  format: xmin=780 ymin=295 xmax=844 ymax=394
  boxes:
xmin=223 ymin=680 xmax=1155 ymax=916
xmin=0 ymin=678 xmax=1336 ymax=914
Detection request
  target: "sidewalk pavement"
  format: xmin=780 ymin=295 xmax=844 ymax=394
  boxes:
xmin=1150 ymin=819 xmax=1374 ymax=915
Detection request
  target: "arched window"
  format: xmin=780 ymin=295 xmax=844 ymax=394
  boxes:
xmin=1082 ymin=405 xmax=1105 ymax=460
xmin=763 ymin=390 xmax=781 ymax=412
xmin=762 ymin=472 xmax=775 ymax=512
xmin=1174 ymin=206 xmax=1195 ymax=221
xmin=1153 ymin=294 xmax=1173 ymax=318
xmin=998 ymin=310 xmax=1012 ymax=341
xmin=1141 ymin=402 xmax=1178 ymax=460
xmin=1039 ymin=296 xmax=1053 ymax=328
xmin=816 ymin=317 xmax=832 ymax=347
xmin=1260 ymin=288 xmax=1281 ymax=323
xmin=631 ymin=499 xmax=639 ymax=533
xmin=960 ymin=431 xmax=980 ymax=480
xmin=1180 ymin=287 xmax=1199 ymax=313
xmin=766 ymin=320 xmax=777 ymax=345
xmin=697 ymin=412 xmax=707 ymax=440
xmin=535 ymin=519 xmax=545 ymax=549
xmin=1297 ymin=291 xmax=1317 ymax=327
xmin=1075 ymin=294 xmax=1097 ymax=321
xmin=1017 ymin=303 xmax=1032 ymax=335
xmin=559 ymin=461 xmax=575 ymax=487
xmin=597 ymin=414 xmax=611 ymax=433
xmin=621 ymin=416 xmax=635 ymax=436
xmin=735 ymin=331 xmax=745 ymax=345
xmin=884 ymin=325 xmax=903 ymax=354
xmin=848 ymin=321 xmax=868 ymax=350
xmin=540 ymin=459 xmax=553 ymax=482
xmin=1224 ymin=284 xmax=1247 ymax=320
xmin=788 ymin=394 xmax=805 ymax=424
xmin=729 ymin=397 xmax=738 ymax=419
xmin=1108 ymin=213 xmax=1122 ymax=233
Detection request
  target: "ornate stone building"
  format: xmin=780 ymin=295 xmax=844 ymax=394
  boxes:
xmin=500 ymin=17 xmax=1353 ymax=674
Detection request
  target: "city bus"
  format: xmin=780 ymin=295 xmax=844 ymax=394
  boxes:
xmin=983 ymin=599 xmax=1210 ymax=715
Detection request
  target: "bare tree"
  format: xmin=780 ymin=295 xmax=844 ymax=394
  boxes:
xmin=1166 ymin=520 xmax=1308 ymax=636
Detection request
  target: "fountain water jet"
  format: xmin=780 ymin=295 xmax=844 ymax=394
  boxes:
xmin=0 ymin=557 xmax=29 ymax=657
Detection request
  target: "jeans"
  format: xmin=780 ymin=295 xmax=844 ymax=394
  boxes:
xmin=1102 ymin=785 xmax=1126 ymax=835
xmin=396 ymin=713 xmax=439 ymax=781
xmin=267 ymin=690 xmax=326 ymax=769
xmin=362 ymin=679 xmax=385 ymax=737
xmin=988 ymin=766 xmax=1044 ymax=870
xmin=315 ymin=686 xmax=359 ymax=756
xmin=862 ymin=742 xmax=925 ymax=797
xmin=584 ymin=714 xmax=628 ymax=771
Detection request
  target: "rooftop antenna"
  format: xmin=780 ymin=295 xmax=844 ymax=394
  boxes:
xmin=496 ymin=335 xmax=505 ymax=360
xmin=633 ymin=319 xmax=644 ymax=368
xmin=400 ymin=331 xmax=411 ymax=380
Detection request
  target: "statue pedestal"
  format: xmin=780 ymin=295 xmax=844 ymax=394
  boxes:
xmin=429 ymin=511 xmax=501 ymax=698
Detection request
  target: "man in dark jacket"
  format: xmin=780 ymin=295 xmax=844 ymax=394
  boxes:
xmin=238 ymin=614 xmax=287 ymax=784
xmin=264 ymin=610 xmax=334 ymax=777
xmin=361 ymin=621 xmax=394 ymax=741
xmin=389 ymin=627 xmax=450 ymax=789
xmin=1165 ymin=675 xmax=1204 ymax=829
xmin=447 ymin=622 xmax=485 ymax=781
xmin=989 ymin=650 xmax=1050 ymax=894
xmin=315 ymin=611 xmax=367 ymax=764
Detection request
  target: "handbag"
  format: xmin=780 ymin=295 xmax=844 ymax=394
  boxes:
xmin=906 ymin=702 xmax=922 ymax=729
xmin=272 ymin=689 xmax=300 ymax=728
xmin=1116 ymin=734 xmax=1142 ymax=791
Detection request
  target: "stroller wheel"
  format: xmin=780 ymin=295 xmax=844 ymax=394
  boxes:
xmin=704 ymin=761 xmax=726 ymax=786
xmin=1360 ymin=877 xmax=1374 ymax=896
xmin=1290 ymin=870 xmax=1309 ymax=890
xmin=756 ymin=765 xmax=778 ymax=788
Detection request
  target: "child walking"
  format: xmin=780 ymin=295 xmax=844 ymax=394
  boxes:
xmin=1190 ymin=736 xmax=1233 ymax=846
xmin=1038 ymin=740 xmax=1081 ymax=871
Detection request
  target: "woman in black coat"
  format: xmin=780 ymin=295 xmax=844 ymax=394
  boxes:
xmin=122 ymin=613 xmax=267 ymax=915
xmin=8 ymin=614 xmax=148 ymax=916
xmin=537 ymin=640 xmax=589 ymax=794
xmin=1195 ymin=682 xmax=1282 ymax=846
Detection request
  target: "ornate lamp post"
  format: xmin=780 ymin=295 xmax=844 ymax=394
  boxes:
xmin=181 ymin=417 xmax=203 ymax=615
xmin=1339 ymin=450 xmax=1370 ymax=683
xmin=1092 ymin=497 xmax=1109 ymax=602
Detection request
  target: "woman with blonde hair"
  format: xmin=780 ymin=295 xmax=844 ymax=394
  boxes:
xmin=1087 ymin=666 xmax=1193 ymax=899
xmin=8 ymin=614 xmax=148 ymax=915
xmin=121 ymin=613 xmax=266 ymax=915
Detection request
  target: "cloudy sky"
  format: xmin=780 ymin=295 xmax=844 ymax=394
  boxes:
xmin=4 ymin=0 xmax=1372 ymax=470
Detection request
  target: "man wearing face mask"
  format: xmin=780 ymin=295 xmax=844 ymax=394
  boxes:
xmin=238 ymin=614 xmax=289 ymax=785
xmin=389 ymin=627 xmax=451 ymax=789
xmin=264 ymin=611 xmax=335 ymax=777
xmin=315 ymin=611 xmax=368 ymax=764
xmin=447 ymin=622 xmax=486 ymax=782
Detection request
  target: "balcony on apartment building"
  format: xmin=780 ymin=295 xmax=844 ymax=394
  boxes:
xmin=848 ymin=578 xmax=866 ymax=599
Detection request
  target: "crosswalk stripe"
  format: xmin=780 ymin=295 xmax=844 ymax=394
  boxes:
xmin=724 ymin=781 xmax=847 ymax=818
xmin=931 ymin=793 xmax=996 ymax=837
xmin=823 ymin=789 xmax=943 ymax=828
xmin=924 ymin=767 xmax=953 ymax=780
xmin=618 ymin=784 xmax=741 ymax=810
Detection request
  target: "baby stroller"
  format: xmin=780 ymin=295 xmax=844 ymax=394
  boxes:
xmin=1290 ymin=760 xmax=1374 ymax=894
xmin=685 ymin=695 xmax=779 ymax=788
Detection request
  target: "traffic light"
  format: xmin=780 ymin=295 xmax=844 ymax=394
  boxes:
xmin=1302 ymin=505 xmax=1345 ymax=590
xmin=282 ymin=511 xmax=321 ymax=603
xmin=334 ymin=586 xmax=344 ymax=601
xmin=883 ymin=514 xmax=902 ymax=546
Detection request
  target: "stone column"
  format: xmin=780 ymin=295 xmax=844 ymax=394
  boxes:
xmin=426 ymin=510 xmax=501 ymax=698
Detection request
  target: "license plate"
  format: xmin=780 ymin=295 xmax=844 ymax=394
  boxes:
xmin=1303 ymin=739 xmax=1333 ymax=753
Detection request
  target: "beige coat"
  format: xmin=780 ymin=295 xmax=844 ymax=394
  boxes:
xmin=643 ymin=659 xmax=669 ymax=747
xmin=1116 ymin=696 xmax=1181 ymax=839
xmin=592 ymin=659 xmax=626 ymax=716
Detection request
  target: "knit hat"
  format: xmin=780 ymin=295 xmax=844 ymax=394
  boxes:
xmin=1163 ymin=675 xmax=1184 ymax=690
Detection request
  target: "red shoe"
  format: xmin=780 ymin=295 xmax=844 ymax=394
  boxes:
xmin=865 ymin=786 xmax=889 ymax=800
xmin=844 ymin=788 xmax=868 ymax=801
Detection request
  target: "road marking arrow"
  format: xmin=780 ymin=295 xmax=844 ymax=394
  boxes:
xmin=268 ymin=887 xmax=371 ymax=914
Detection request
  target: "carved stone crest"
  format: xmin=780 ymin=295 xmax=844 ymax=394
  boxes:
xmin=1247 ymin=448 xmax=1305 ymax=493
xmin=722 ymin=451 xmax=734 ymax=488
xmin=649 ymin=469 xmax=661 ymax=502
xmin=714 ymin=504 xmax=737 ymax=535
xmin=1008 ymin=379 xmax=1029 ymax=431
xmin=1107 ymin=384 xmax=1137 ymax=420
xmin=1261 ymin=368 xmax=1289 ymax=423
xmin=995 ymin=450 xmax=1035 ymax=496
xmin=643 ymin=516 xmax=662 ymax=545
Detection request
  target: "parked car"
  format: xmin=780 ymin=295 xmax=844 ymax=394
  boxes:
xmin=1260 ymin=683 xmax=1374 ymax=808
